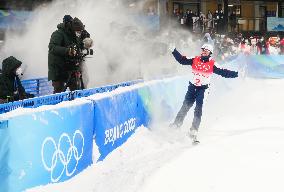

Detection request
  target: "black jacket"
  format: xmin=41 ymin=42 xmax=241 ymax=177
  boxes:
xmin=0 ymin=56 xmax=26 ymax=101
xmin=48 ymin=23 xmax=80 ymax=81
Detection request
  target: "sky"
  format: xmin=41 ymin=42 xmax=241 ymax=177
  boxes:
xmin=26 ymin=77 xmax=284 ymax=192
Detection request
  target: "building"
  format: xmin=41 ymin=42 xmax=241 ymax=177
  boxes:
xmin=165 ymin=0 xmax=284 ymax=32
xmin=0 ymin=0 xmax=283 ymax=33
xmin=0 ymin=0 xmax=52 ymax=10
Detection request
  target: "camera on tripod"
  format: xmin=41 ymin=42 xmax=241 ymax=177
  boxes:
xmin=81 ymin=47 xmax=93 ymax=56
xmin=68 ymin=37 xmax=94 ymax=61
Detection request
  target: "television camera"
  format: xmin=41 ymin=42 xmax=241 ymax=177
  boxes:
xmin=65 ymin=37 xmax=93 ymax=91
xmin=68 ymin=37 xmax=94 ymax=63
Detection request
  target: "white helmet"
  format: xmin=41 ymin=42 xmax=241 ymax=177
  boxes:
xmin=201 ymin=44 xmax=213 ymax=54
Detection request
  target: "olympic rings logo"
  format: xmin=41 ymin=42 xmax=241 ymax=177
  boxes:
xmin=41 ymin=130 xmax=84 ymax=183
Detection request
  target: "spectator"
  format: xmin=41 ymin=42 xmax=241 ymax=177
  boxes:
xmin=229 ymin=11 xmax=237 ymax=32
xmin=0 ymin=56 xmax=33 ymax=103
xmin=279 ymin=36 xmax=284 ymax=55
xmin=203 ymin=32 xmax=214 ymax=45
xmin=250 ymin=37 xmax=258 ymax=54
xmin=48 ymin=15 xmax=86 ymax=93
xmin=186 ymin=9 xmax=194 ymax=32
xmin=256 ymin=37 xmax=268 ymax=55
xmin=218 ymin=9 xmax=225 ymax=33
xmin=234 ymin=32 xmax=243 ymax=46
xmin=265 ymin=37 xmax=270 ymax=55
xmin=207 ymin=10 xmax=213 ymax=31
xmin=213 ymin=10 xmax=219 ymax=33
xmin=199 ymin=12 xmax=206 ymax=33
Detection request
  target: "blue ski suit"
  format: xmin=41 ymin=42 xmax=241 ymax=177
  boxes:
xmin=172 ymin=48 xmax=238 ymax=130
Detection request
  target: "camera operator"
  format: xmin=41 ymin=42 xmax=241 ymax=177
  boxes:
xmin=0 ymin=56 xmax=34 ymax=104
xmin=48 ymin=15 xmax=92 ymax=93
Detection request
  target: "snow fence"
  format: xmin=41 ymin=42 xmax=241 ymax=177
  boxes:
xmin=0 ymin=76 xmax=189 ymax=192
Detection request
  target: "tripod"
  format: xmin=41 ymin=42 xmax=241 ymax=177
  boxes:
xmin=64 ymin=69 xmax=85 ymax=91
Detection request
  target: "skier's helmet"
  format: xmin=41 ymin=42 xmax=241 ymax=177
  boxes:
xmin=201 ymin=44 xmax=213 ymax=54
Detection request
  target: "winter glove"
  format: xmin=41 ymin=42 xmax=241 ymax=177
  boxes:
xmin=235 ymin=71 xmax=239 ymax=77
xmin=238 ymin=64 xmax=247 ymax=79
xmin=168 ymin=43 xmax=176 ymax=52
xmin=68 ymin=47 xmax=77 ymax=57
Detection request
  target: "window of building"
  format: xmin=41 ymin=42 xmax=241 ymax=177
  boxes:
xmin=280 ymin=3 xmax=284 ymax=18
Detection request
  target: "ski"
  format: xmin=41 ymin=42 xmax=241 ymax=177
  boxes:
xmin=192 ymin=139 xmax=200 ymax=145
xmin=187 ymin=131 xmax=200 ymax=145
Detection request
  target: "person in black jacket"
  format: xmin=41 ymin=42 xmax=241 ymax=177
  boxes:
xmin=185 ymin=9 xmax=194 ymax=32
xmin=48 ymin=15 xmax=86 ymax=93
xmin=229 ymin=11 xmax=237 ymax=32
xmin=213 ymin=10 xmax=219 ymax=33
xmin=0 ymin=56 xmax=33 ymax=104
xmin=169 ymin=44 xmax=238 ymax=142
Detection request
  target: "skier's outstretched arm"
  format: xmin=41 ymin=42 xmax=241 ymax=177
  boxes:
xmin=213 ymin=65 xmax=238 ymax=78
xmin=172 ymin=49 xmax=193 ymax=66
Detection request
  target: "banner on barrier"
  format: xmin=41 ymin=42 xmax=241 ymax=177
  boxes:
xmin=92 ymin=77 xmax=189 ymax=161
xmin=223 ymin=55 xmax=284 ymax=79
xmin=93 ymin=89 xmax=149 ymax=161
xmin=0 ymin=101 xmax=94 ymax=192
xmin=245 ymin=55 xmax=284 ymax=78
xmin=137 ymin=77 xmax=189 ymax=125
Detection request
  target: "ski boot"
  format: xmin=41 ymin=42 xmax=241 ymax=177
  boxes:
xmin=188 ymin=129 xmax=200 ymax=145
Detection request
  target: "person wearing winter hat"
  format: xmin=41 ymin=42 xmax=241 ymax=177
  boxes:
xmin=71 ymin=17 xmax=85 ymax=37
xmin=169 ymin=44 xmax=238 ymax=143
xmin=48 ymin=16 xmax=89 ymax=93
xmin=0 ymin=56 xmax=34 ymax=103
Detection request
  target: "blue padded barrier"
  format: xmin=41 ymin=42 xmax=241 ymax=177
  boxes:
xmin=0 ymin=100 xmax=23 ymax=114
xmin=0 ymin=100 xmax=94 ymax=192
xmin=0 ymin=79 xmax=143 ymax=114
xmin=21 ymin=92 xmax=71 ymax=108
xmin=0 ymin=76 xmax=187 ymax=191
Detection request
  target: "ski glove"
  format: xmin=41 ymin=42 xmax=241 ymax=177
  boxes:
xmin=168 ymin=43 xmax=176 ymax=52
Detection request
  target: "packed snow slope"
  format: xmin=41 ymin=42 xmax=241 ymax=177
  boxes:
xmin=27 ymin=77 xmax=284 ymax=192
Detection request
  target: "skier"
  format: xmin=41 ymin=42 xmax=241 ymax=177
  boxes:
xmin=169 ymin=44 xmax=238 ymax=143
